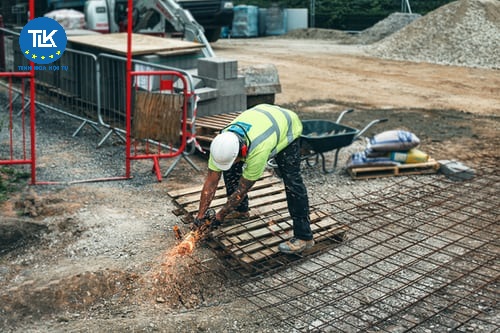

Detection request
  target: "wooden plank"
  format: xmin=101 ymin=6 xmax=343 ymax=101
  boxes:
xmin=233 ymin=222 xmax=348 ymax=260
xmin=219 ymin=211 xmax=332 ymax=250
xmin=249 ymin=201 xmax=289 ymax=219
xmin=67 ymin=33 xmax=203 ymax=56
xmin=174 ymin=176 xmax=282 ymax=206
xmin=190 ymin=113 xmax=240 ymax=125
xmin=238 ymin=224 xmax=348 ymax=264
xmin=220 ymin=219 xmax=293 ymax=248
xmin=177 ymin=183 xmax=284 ymax=211
xmin=155 ymin=47 xmax=203 ymax=56
xmin=167 ymin=181 xmax=225 ymax=199
xmin=189 ymin=113 xmax=241 ymax=132
xmin=193 ymin=134 xmax=216 ymax=143
xmin=348 ymin=159 xmax=440 ymax=180
xmin=214 ymin=210 xmax=325 ymax=238
xmin=184 ymin=191 xmax=287 ymax=214
xmin=167 ymin=171 xmax=275 ymax=198
xmin=219 ymin=212 xmax=330 ymax=252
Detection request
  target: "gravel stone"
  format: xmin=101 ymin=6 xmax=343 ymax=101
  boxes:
xmin=367 ymin=0 xmax=500 ymax=69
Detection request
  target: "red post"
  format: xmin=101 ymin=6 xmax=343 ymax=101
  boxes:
xmin=29 ymin=0 xmax=36 ymax=184
xmin=125 ymin=0 xmax=133 ymax=179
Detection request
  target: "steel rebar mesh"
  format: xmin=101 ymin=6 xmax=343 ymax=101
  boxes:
xmin=231 ymin=159 xmax=499 ymax=332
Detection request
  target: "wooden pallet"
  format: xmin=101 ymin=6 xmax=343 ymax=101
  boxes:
xmin=207 ymin=210 xmax=348 ymax=275
xmin=188 ymin=112 xmax=241 ymax=150
xmin=347 ymin=158 xmax=440 ymax=180
xmin=167 ymin=172 xmax=348 ymax=274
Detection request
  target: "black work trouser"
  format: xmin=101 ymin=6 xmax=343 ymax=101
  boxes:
xmin=223 ymin=161 xmax=249 ymax=213
xmin=223 ymin=139 xmax=313 ymax=241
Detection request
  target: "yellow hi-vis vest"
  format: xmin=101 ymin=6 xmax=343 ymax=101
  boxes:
xmin=208 ymin=104 xmax=303 ymax=180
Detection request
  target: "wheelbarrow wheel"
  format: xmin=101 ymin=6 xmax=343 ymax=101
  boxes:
xmin=302 ymin=152 xmax=319 ymax=167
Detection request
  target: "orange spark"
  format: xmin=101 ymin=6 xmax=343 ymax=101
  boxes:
xmin=167 ymin=229 xmax=203 ymax=257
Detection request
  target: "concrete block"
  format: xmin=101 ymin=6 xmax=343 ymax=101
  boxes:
xmin=197 ymin=94 xmax=247 ymax=117
xmin=198 ymin=57 xmax=238 ymax=80
xmin=203 ymin=76 xmax=246 ymax=96
xmin=195 ymin=87 xmax=218 ymax=102
xmin=438 ymin=160 xmax=475 ymax=181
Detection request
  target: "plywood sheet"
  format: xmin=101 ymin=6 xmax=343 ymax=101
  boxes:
xmin=67 ymin=33 xmax=203 ymax=55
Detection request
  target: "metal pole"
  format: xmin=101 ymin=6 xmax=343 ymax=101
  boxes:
xmin=406 ymin=0 xmax=412 ymax=14
xmin=402 ymin=0 xmax=412 ymax=14
xmin=125 ymin=0 xmax=133 ymax=179
xmin=310 ymin=0 xmax=315 ymax=28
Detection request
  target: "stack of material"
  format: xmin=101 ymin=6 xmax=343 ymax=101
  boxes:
xmin=44 ymin=9 xmax=86 ymax=30
xmin=231 ymin=5 xmax=259 ymax=37
xmin=347 ymin=130 xmax=439 ymax=179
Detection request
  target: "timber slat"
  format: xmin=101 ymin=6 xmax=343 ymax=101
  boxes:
xmin=187 ymin=112 xmax=242 ymax=151
xmin=220 ymin=213 xmax=339 ymax=256
xmin=239 ymin=223 xmax=348 ymax=264
xmin=174 ymin=176 xmax=282 ymax=205
xmin=189 ymin=113 xmax=240 ymax=129
xmin=167 ymin=171 xmax=274 ymax=198
xmin=214 ymin=210 xmax=325 ymax=238
xmin=233 ymin=223 xmax=347 ymax=259
xmin=184 ymin=191 xmax=287 ymax=214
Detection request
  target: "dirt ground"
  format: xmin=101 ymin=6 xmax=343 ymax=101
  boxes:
xmin=1 ymin=36 xmax=499 ymax=332
xmin=214 ymin=37 xmax=499 ymax=162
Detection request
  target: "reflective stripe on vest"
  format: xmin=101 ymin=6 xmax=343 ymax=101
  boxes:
xmin=250 ymin=106 xmax=294 ymax=156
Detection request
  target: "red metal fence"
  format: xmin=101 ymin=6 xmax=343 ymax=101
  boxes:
xmin=0 ymin=4 xmax=37 ymax=184
xmin=0 ymin=0 xmax=197 ymax=184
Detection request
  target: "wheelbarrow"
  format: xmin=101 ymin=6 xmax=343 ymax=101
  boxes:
xmin=300 ymin=109 xmax=388 ymax=173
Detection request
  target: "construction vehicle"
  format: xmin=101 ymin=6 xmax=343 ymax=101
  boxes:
xmin=80 ymin=0 xmax=280 ymax=111
xmin=47 ymin=0 xmax=232 ymax=42
xmin=84 ymin=0 xmax=216 ymax=57
xmin=39 ymin=0 xmax=279 ymax=118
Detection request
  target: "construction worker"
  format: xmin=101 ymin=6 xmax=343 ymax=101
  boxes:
xmin=193 ymin=104 xmax=314 ymax=254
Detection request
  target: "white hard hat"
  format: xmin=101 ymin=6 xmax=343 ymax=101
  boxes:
xmin=210 ymin=131 xmax=240 ymax=170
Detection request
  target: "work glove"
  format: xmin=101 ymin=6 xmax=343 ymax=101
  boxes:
xmin=190 ymin=209 xmax=218 ymax=231
xmin=211 ymin=217 xmax=222 ymax=229
xmin=191 ymin=217 xmax=204 ymax=231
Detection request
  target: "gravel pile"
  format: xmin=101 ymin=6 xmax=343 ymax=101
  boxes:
xmin=284 ymin=13 xmax=420 ymax=44
xmin=354 ymin=12 xmax=421 ymax=44
xmin=367 ymin=0 xmax=500 ymax=69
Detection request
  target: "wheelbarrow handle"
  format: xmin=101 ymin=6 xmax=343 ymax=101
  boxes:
xmin=354 ymin=118 xmax=389 ymax=140
xmin=335 ymin=109 xmax=354 ymax=124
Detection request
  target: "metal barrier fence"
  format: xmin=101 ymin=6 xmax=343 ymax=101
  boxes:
xmin=0 ymin=26 xmax=201 ymax=182
xmin=128 ymin=70 xmax=193 ymax=181
xmin=0 ymin=72 xmax=36 ymax=182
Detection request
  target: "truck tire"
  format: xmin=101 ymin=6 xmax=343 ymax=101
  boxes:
xmin=205 ymin=27 xmax=222 ymax=42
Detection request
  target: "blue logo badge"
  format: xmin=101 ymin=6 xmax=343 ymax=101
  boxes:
xmin=19 ymin=17 xmax=67 ymax=65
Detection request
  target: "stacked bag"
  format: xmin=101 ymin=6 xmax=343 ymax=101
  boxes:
xmin=347 ymin=130 xmax=429 ymax=168
xmin=44 ymin=9 xmax=86 ymax=30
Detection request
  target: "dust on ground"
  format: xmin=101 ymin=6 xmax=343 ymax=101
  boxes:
xmin=1 ymin=0 xmax=499 ymax=332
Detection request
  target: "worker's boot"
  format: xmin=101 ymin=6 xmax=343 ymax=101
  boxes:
xmin=224 ymin=211 xmax=250 ymax=224
xmin=278 ymin=238 xmax=315 ymax=254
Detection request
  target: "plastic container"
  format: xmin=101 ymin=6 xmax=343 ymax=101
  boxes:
xmin=390 ymin=148 xmax=429 ymax=164
xmin=265 ymin=5 xmax=287 ymax=36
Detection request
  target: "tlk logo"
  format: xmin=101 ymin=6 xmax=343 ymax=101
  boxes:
xmin=27 ymin=30 xmax=58 ymax=48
